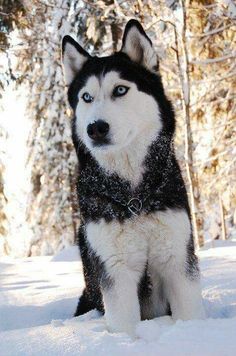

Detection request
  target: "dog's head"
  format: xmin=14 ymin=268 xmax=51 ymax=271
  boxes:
xmin=62 ymin=20 xmax=174 ymax=155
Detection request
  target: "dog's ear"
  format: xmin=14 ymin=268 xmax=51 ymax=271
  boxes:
xmin=121 ymin=20 xmax=158 ymax=72
xmin=62 ymin=35 xmax=90 ymax=85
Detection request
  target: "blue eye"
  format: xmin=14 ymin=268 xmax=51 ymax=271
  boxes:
xmin=82 ymin=92 xmax=93 ymax=103
xmin=113 ymin=85 xmax=129 ymax=97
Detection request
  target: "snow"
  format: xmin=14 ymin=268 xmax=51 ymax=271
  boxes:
xmin=51 ymin=245 xmax=80 ymax=262
xmin=0 ymin=243 xmax=236 ymax=355
xmin=0 ymin=84 xmax=32 ymax=257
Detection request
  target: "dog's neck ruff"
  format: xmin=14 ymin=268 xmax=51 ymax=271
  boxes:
xmin=81 ymin=151 xmax=173 ymax=215
xmin=78 ymin=134 xmax=188 ymax=222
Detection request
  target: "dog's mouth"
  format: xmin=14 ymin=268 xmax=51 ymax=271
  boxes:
xmin=88 ymin=129 xmax=134 ymax=152
xmin=92 ymin=137 xmax=111 ymax=148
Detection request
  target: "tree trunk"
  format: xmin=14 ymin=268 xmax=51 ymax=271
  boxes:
xmin=178 ymin=0 xmax=204 ymax=247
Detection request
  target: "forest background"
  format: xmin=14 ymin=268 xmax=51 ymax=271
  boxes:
xmin=0 ymin=0 xmax=235 ymax=257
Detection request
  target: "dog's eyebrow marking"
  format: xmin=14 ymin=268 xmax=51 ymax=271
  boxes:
xmin=77 ymin=75 xmax=100 ymax=97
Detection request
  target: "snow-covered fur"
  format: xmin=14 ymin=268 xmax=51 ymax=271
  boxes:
xmin=62 ymin=20 xmax=205 ymax=335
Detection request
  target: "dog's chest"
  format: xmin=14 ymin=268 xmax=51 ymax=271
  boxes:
xmin=86 ymin=209 xmax=190 ymax=277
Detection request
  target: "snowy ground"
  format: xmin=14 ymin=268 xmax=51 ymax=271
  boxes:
xmin=0 ymin=242 xmax=236 ymax=356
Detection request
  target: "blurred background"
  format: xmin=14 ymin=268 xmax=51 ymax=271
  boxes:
xmin=0 ymin=0 xmax=235 ymax=257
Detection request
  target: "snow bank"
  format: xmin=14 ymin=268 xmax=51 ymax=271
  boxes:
xmin=51 ymin=245 xmax=80 ymax=262
xmin=0 ymin=244 xmax=236 ymax=355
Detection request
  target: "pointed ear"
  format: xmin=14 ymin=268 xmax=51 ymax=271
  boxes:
xmin=61 ymin=35 xmax=90 ymax=85
xmin=121 ymin=20 xmax=158 ymax=72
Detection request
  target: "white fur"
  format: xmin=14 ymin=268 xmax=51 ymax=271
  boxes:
xmin=75 ymin=71 xmax=162 ymax=186
xmin=86 ymin=209 xmax=205 ymax=335
xmin=62 ymin=42 xmax=87 ymax=85
xmin=122 ymin=26 xmax=157 ymax=71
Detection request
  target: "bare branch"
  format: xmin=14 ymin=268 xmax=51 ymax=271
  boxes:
xmin=191 ymin=52 xmax=236 ymax=65
xmin=188 ymin=24 xmax=234 ymax=38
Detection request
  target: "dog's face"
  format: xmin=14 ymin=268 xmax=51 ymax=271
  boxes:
xmin=62 ymin=20 xmax=174 ymax=155
xmin=74 ymin=70 xmax=162 ymax=153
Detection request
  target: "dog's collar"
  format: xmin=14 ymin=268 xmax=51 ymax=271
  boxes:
xmin=127 ymin=198 xmax=143 ymax=216
xmin=107 ymin=196 xmax=143 ymax=216
xmin=101 ymin=191 xmax=159 ymax=217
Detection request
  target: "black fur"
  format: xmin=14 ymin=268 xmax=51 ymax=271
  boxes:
xmin=62 ymin=35 xmax=90 ymax=61
xmin=63 ymin=21 xmax=199 ymax=319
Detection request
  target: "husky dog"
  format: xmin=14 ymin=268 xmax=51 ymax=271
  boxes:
xmin=62 ymin=20 xmax=205 ymax=336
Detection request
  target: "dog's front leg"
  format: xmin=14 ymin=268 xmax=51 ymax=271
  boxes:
xmin=102 ymin=270 xmax=140 ymax=336
xmin=165 ymin=269 xmax=205 ymax=321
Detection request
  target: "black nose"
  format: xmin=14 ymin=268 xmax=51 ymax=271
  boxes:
xmin=87 ymin=120 xmax=110 ymax=141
